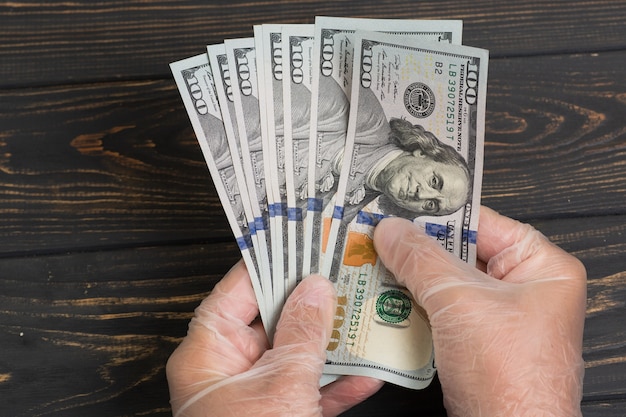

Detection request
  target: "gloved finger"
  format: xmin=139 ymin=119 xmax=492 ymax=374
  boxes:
xmin=475 ymin=205 xmax=532 ymax=262
xmin=272 ymin=274 xmax=336 ymax=356
xmin=373 ymin=216 xmax=485 ymax=309
xmin=188 ymin=259 xmax=268 ymax=362
xmin=475 ymin=206 xmax=546 ymax=281
xmin=232 ymin=275 xmax=336 ymax=415
xmin=319 ymin=376 xmax=384 ymax=417
xmin=166 ymin=260 xmax=268 ymax=391
xmin=476 ymin=206 xmax=587 ymax=284
xmin=192 ymin=259 xmax=260 ymax=328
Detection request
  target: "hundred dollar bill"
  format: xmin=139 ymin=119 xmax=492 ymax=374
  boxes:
xmin=170 ymin=54 xmax=268 ymax=325
xmin=207 ymin=44 xmax=273 ymax=322
xmin=258 ymin=25 xmax=289 ymax=307
xmin=282 ymin=24 xmax=315 ymax=291
xmin=253 ymin=26 xmax=278 ymax=312
xmin=322 ymin=31 xmax=488 ymax=389
xmin=304 ymin=16 xmax=463 ymax=276
xmin=207 ymin=44 xmax=271 ymax=284
xmin=223 ymin=38 xmax=276 ymax=325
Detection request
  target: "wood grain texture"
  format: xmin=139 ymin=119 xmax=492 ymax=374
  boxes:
xmin=0 ymin=80 xmax=232 ymax=255
xmin=1 ymin=0 xmax=626 ymax=87
xmin=533 ymin=215 xmax=626 ymax=399
xmin=1 ymin=0 xmax=625 ymax=415
xmin=483 ymin=51 xmax=626 ymax=219
xmin=1 ymin=216 xmax=625 ymax=416
xmin=1 ymin=52 xmax=624 ymax=255
xmin=583 ymin=400 xmax=626 ymax=417
xmin=0 ymin=243 xmax=240 ymax=417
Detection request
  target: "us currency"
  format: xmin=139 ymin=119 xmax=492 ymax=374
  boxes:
xmin=321 ymin=31 xmax=488 ymax=389
xmin=207 ymin=43 xmax=273 ymax=322
xmin=170 ymin=54 xmax=268 ymax=326
xmin=223 ymin=38 xmax=276 ymax=325
xmin=253 ymin=25 xmax=279 ymax=311
xmin=282 ymin=28 xmax=342 ymax=386
xmin=304 ymin=16 xmax=463 ymax=277
xmin=282 ymin=24 xmax=315 ymax=291
xmin=206 ymin=44 xmax=272 ymax=293
xmin=258 ymin=25 xmax=289 ymax=308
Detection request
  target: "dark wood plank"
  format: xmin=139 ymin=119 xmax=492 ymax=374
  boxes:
xmin=1 ymin=51 xmax=625 ymax=255
xmin=480 ymin=50 xmax=626 ymax=220
xmin=1 ymin=0 xmax=626 ymax=87
xmin=0 ymin=80 xmax=233 ymax=256
xmin=533 ymin=215 xmax=626 ymax=399
xmin=483 ymin=52 xmax=626 ymax=219
xmin=2 ymin=1 xmax=624 ymax=412
xmin=0 ymin=242 xmax=240 ymax=417
xmin=1 ymin=214 xmax=625 ymax=416
xmin=583 ymin=400 xmax=626 ymax=417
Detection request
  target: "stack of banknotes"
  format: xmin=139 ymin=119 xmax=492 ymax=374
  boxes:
xmin=171 ymin=16 xmax=488 ymax=389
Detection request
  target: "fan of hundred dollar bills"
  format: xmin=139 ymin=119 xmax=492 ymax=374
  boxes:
xmin=171 ymin=16 xmax=488 ymax=389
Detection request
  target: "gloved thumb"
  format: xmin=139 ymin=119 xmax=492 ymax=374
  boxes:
xmin=272 ymin=274 xmax=337 ymax=354
xmin=226 ymin=275 xmax=337 ymax=416
xmin=373 ymin=217 xmax=484 ymax=312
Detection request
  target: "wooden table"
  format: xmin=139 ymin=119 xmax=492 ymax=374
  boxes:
xmin=1 ymin=1 xmax=625 ymax=415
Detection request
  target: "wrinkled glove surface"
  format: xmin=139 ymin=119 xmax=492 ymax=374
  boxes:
xmin=374 ymin=206 xmax=586 ymax=417
xmin=166 ymin=261 xmax=383 ymax=417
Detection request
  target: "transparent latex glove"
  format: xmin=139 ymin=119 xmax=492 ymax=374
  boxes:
xmin=166 ymin=260 xmax=383 ymax=417
xmin=373 ymin=206 xmax=586 ymax=417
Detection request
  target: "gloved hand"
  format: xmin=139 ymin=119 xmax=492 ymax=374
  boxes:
xmin=166 ymin=260 xmax=384 ymax=417
xmin=373 ymin=206 xmax=587 ymax=417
